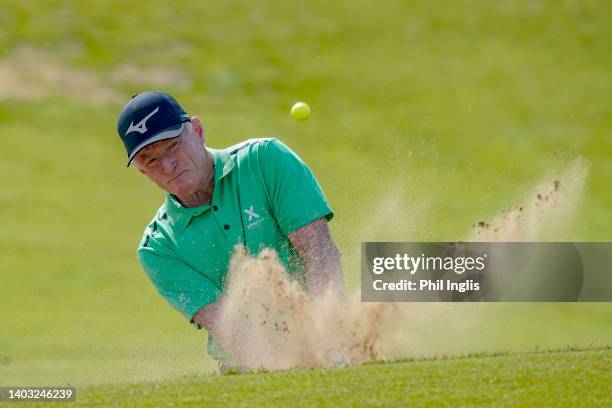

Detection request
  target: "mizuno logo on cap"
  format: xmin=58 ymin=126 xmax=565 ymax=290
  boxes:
xmin=126 ymin=106 xmax=159 ymax=135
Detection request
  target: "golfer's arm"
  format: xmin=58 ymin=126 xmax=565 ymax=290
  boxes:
xmin=288 ymin=217 xmax=345 ymax=297
xmin=192 ymin=300 xmax=250 ymax=364
xmin=191 ymin=300 xmax=222 ymax=334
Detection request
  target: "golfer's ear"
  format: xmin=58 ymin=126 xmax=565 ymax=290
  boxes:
xmin=191 ymin=116 xmax=205 ymax=144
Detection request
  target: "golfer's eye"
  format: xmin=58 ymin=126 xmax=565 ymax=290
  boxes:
xmin=168 ymin=141 xmax=179 ymax=151
xmin=146 ymin=157 xmax=159 ymax=167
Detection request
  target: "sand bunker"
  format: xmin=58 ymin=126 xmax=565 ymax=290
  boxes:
xmin=0 ymin=46 xmax=119 ymax=103
xmin=0 ymin=46 xmax=191 ymax=103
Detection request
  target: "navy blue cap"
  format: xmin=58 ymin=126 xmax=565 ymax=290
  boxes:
xmin=117 ymin=91 xmax=191 ymax=166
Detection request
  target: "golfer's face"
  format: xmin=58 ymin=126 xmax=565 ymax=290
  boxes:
xmin=133 ymin=124 xmax=207 ymax=197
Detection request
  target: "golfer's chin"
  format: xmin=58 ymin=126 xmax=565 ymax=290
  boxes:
xmin=166 ymin=179 xmax=198 ymax=199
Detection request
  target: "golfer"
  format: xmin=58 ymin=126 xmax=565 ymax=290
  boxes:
xmin=116 ymin=91 xmax=344 ymax=371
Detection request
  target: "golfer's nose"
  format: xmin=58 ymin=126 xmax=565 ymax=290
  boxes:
xmin=161 ymin=154 xmax=176 ymax=174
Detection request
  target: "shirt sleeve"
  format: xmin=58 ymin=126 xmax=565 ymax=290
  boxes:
xmin=138 ymin=242 xmax=221 ymax=324
xmin=258 ymin=138 xmax=333 ymax=236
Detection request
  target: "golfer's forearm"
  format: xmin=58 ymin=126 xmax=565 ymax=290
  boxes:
xmin=303 ymin=240 xmax=345 ymax=296
xmin=192 ymin=299 xmax=252 ymax=364
xmin=288 ymin=218 xmax=345 ymax=297
xmin=192 ymin=300 xmax=223 ymax=335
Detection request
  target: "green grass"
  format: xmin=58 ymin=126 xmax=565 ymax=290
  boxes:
xmin=57 ymin=346 xmax=612 ymax=407
xmin=0 ymin=0 xmax=611 ymax=398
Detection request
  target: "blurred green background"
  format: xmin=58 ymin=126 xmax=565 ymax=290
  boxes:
xmin=1 ymin=0 xmax=610 ymax=386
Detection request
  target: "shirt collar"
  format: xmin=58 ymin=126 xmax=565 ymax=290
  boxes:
xmin=163 ymin=147 xmax=235 ymax=232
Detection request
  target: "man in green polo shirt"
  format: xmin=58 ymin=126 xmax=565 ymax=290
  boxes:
xmin=116 ymin=91 xmax=344 ymax=371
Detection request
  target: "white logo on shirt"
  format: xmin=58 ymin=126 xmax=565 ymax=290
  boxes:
xmin=244 ymin=205 xmax=263 ymax=230
xmin=244 ymin=206 xmax=261 ymax=222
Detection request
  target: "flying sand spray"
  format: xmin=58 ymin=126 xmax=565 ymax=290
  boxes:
xmin=214 ymin=159 xmax=589 ymax=371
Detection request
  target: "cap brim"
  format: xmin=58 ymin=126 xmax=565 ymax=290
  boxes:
xmin=126 ymin=122 xmax=185 ymax=166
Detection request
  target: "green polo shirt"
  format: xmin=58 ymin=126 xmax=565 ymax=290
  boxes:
xmin=137 ymin=138 xmax=333 ymax=363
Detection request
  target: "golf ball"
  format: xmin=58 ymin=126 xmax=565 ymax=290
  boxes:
xmin=291 ymin=101 xmax=311 ymax=121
